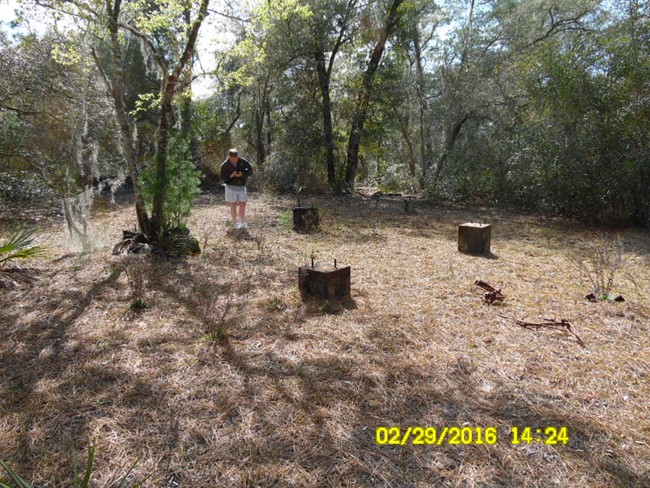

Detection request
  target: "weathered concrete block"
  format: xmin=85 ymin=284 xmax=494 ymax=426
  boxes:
xmin=293 ymin=207 xmax=319 ymax=232
xmin=298 ymin=261 xmax=350 ymax=299
xmin=458 ymin=223 xmax=491 ymax=255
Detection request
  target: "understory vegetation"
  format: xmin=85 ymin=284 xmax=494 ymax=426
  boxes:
xmin=1 ymin=0 xmax=649 ymax=231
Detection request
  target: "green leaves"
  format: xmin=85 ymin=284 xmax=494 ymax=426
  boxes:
xmin=51 ymin=42 xmax=84 ymax=67
xmin=130 ymin=92 xmax=160 ymax=116
xmin=0 ymin=459 xmax=33 ymax=488
xmin=1 ymin=442 xmax=141 ymax=487
xmin=131 ymin=0 xmax=186 ymax=33
xmin=140 ymin=136 xmax=201 ymax=228
xmin=0 ymin=228 xmax=45 ymax=268
xmin=254 ymin=0 xmax=313 ymax=28
xmin=72 ymin=442 xmax=96 ymax=488
xmin=223 ymin=0 xmax=315 ymax=88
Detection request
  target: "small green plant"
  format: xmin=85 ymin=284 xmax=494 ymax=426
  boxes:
xmin=0 ymin=228 xmax=45 ymax=268
xmin=196 ymin=279 xmax=233 ymax=341
xmin=332 ymin=219 xmax=349 ymax=235
xmin=199 ymin=226 xmax=217 ymax=256
xmin=307 ymin=247 xmax=319 ymax=267
xmin=197 ymin=269 xmax=253 ymax=342
xmin=0 ymin=459 xmax=31 ymax=488
xmin=151 ymin=222 xmax=201 ymax=257
xmin=1 ymin=442 xmax=139 ymax=488
xmin=72 ymin=442 xmax=96 ymax=488
xmin=0 ymin=228 xmax=45 ymax=287
xmin=207 ymin=325 xmax=228 ymax=341
xmin=140 ymin=137 xmax=202 ymax=228
xmin=278 ymin=210 xmax=293 ymax=231
xmin=205 ymin=294 xmax=233 ymax=341
xmin=252 ymin=233 xmax=270 ymax=263
xmin=265 ymin=296 xmax=286 ymax=312
xmin=129 ymin=298 xmax=149 ymax=311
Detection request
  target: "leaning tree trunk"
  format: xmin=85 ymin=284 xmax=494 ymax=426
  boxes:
xmin=344 ymin=0 xmax=405 ymax=190
xmin=112 ymin=84 xmax=151 ymax=235
xmin=430 ymin=114 xmax=475 ymax=188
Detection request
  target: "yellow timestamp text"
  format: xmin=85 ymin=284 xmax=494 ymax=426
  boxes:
xmin=375 ymin=426 xmax=570 ymax=446
xmin=375 ymin=426 xmax=498 ymax=446
xmin=511 ymin=426 xmax=569 ymax=445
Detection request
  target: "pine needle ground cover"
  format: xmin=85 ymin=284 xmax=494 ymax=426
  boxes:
xmin=1 ymin=194 xmax=649 ymax=487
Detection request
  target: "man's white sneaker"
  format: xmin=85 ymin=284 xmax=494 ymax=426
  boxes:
xmin=235 ymin=222 xmax=243 ymax=229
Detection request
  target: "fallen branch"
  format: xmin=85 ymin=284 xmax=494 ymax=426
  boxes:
xmin=500 ymin=315 xmax=585 ymax=348
xmin=475 ymin=280 xmax=505 ymax=304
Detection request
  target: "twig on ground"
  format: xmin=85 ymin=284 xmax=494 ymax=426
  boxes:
xmin=499 ymin=314 xmax=585 ymax=348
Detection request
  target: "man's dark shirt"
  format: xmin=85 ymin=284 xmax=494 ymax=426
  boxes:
xmin=220 ymin=157 xmax=253 ymax=187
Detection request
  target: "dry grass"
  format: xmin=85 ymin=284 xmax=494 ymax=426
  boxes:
xmin=1 ymin=192 xmax=649 ymax=487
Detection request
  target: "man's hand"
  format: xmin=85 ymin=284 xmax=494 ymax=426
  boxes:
xmin=230 ymin=171 xmax=242 ymax=178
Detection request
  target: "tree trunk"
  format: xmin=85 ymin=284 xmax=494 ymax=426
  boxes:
xmin=181 ymin=88 xmax=192 ymax=141
xmin=399 ymin=124 xmax=417 ymax=177
xmin=112 ymin=80 xmax=151 ymax=234
xmin=251 ymin=79 xmax=270 ymax=170
xmin=265 ymin=95 xmax=272 ymax=171
xmin=315 ymin=50 xmax=336 ymax=187
xmin=413 ymin=30 xmax=433 ymax=185
xmin=313 ymin=0 xmax=356 ymax=190
xmin=101 ymin=0 xmax=151 ymax=235
xmin=181 ymin=7 xmax=193 ymax=142
xmin=150 ymin=0 xmax=210 ymax=234
xmin=431 ymin=114 xmax=474 ymax=187
xmin=345 ymin=0 xmax=405 ymax=189
xmin=255 ymin=104 xmax=266 ymax=168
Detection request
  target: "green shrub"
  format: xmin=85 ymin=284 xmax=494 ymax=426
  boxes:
xmin=140 ymin=137 xmax=202 ymax=228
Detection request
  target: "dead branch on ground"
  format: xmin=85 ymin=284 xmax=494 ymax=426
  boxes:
xmin=475 ymin=280 xmax=505 ymax=304
xmin=500 ymin=314 xmax=585 ymax=348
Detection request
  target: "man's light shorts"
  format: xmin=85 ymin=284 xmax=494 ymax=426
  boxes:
xmin=225 ymin=184 xmax=248 ymax=203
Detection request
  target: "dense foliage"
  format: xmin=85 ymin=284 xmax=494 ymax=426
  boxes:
xmin=1 ymin=0 xmax=648 ymax=226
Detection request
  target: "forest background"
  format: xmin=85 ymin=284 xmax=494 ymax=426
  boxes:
xmin=1 ymin=0 xmax=649 ymax=236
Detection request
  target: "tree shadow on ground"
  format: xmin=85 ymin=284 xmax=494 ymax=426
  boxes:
xmin=209 ymin=326 xmax=649 ymax=487
xmin=2 ymin=218 xmax=648 ymax=487
xmin=0 ymin=265 xmax=125 ymax=478
xmin=0 ymin=254 xmax=222 ymax=485
xmin=154 ymin=255 xmax=648 ymax=486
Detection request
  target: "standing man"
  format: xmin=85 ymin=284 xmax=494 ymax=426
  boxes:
xmin=220 ymin=148 xmax=253 ymax=228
